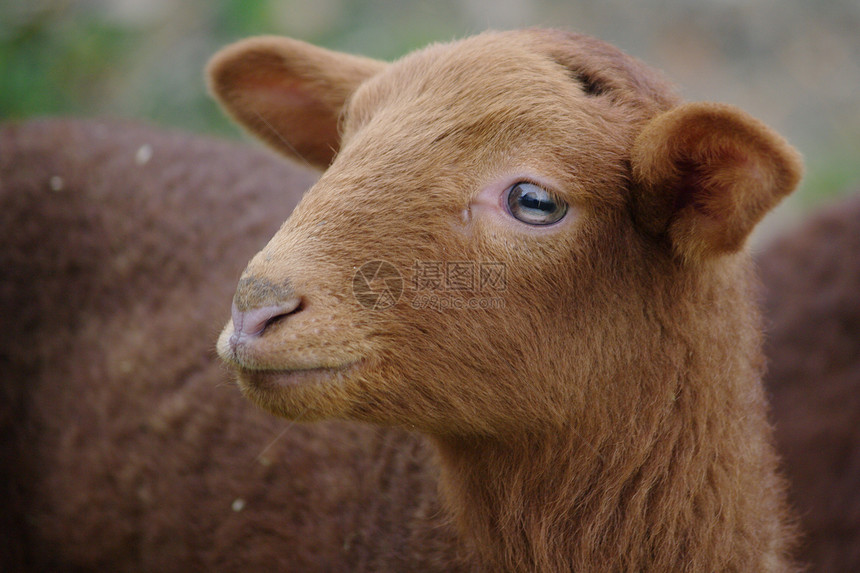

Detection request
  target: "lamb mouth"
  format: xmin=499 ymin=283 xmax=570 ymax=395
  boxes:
xmin=234 ymin=363 xmax=354 ymax=390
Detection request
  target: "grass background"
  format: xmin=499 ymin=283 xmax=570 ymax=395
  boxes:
xmin=2 ymin=0 xmax=858 ymax=235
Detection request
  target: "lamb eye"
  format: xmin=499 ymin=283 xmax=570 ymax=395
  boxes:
xmin=505 ymin=182 xmax=568 ymax=225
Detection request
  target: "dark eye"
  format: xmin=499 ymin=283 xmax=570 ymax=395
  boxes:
xmin=505 ymin=182 xmax=568 ymax=225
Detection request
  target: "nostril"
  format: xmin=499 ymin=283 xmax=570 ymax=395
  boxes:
xmin=232 ymin=298 xmax=303 ymax=339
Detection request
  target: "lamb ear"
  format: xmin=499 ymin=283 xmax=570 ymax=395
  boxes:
xmin=207 ymin=37 xmax=386 ymax=169
xmin=631 ymin=102 xmax=803 ymax=263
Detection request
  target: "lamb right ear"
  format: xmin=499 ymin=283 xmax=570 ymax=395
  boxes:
xmin=631 ymin=102 xmax=803 ymax=264
xmin=207 ymin=37 xmax=387 ymax=170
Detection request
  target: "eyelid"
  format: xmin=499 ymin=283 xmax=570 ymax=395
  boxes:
xmin=512 ymin=178 xmax=551 ymax=191
xmin=471 ymin=173 xmax=567 ymax=209
xmin=500 ymin=178 xmax=568 ymax=212
xmin=507 ymin=181 xmax=564 ymax=204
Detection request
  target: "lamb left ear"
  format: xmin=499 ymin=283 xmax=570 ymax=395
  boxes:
xmin=631 ymin=102 xmax=803 ymax=263
xmin=207 ymin=37 xmax=386 ymax=170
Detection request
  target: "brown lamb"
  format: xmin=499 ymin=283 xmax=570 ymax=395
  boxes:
xmin=208 ymin=29 xmax=803 ymax=570
xmin=0 ymin=28 xmax=808 ymax=571
xmin=758 ymin=192 xmax=860 ymax=573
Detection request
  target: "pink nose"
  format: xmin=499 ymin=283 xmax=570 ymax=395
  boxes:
xmin=229 ymin=298 xmax=302 ymax=348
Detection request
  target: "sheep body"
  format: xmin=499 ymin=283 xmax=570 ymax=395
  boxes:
xmin=759 ymin=192 xmax=860 ymax=573
xmin=0 ymin=119 xmax=451 ymax=571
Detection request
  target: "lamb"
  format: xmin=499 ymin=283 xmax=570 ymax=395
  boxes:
xmin=207 ymin=29 xmax=804 ymax=570
xmin=758 ymin=192 xmax=860 ymax=572
xmin=0 ymin=29 xmax=809 ymax=571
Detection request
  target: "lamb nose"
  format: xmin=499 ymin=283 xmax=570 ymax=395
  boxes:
xmin=231 ymin=298 xmax=302 ymax=339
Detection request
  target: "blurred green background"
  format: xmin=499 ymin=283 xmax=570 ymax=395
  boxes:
xmin=2 ymin=0 xmax=858 ymax=233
